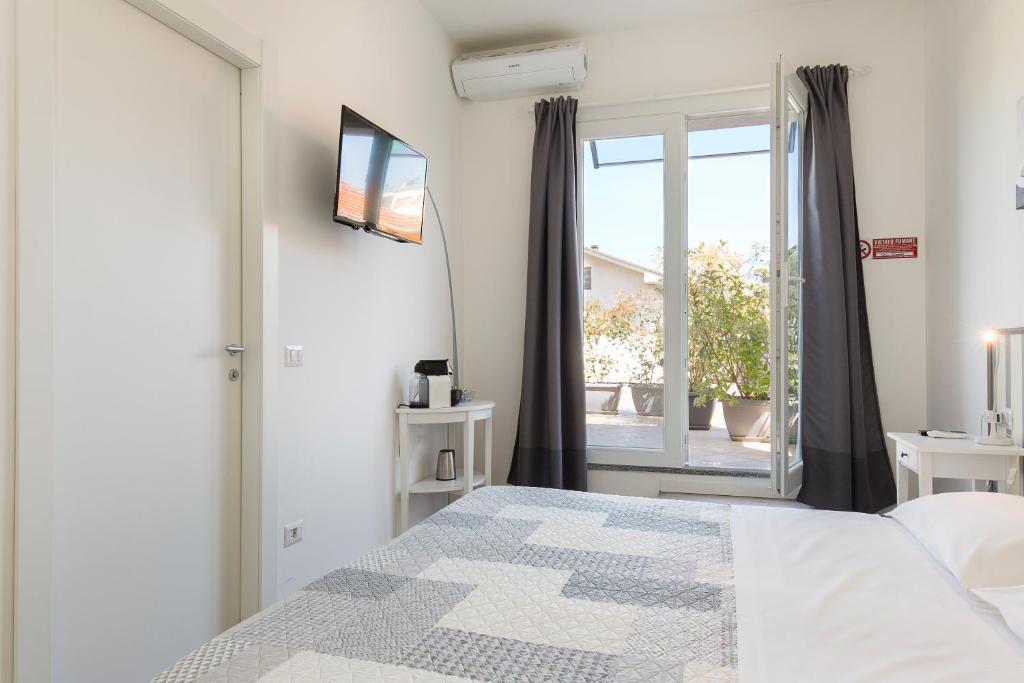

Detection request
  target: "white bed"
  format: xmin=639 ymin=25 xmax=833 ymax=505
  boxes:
xmin=734 ymin=506 xmax=1024 ymax=681
xmin=156 ymin=487 xmax=1024 ymax=682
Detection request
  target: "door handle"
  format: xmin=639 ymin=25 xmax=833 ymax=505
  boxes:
xmin=225 ymin=344 xmax=245 ymax=356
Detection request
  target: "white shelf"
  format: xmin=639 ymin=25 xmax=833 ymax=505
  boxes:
xmin=409 ymin=471 xmax=486 ymax=494
xmin=397 ymin=399 xmax=494 ymax=533
xmin=396 ymin=400 xmax=495 ymax=415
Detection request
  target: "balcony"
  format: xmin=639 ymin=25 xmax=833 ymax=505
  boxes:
xmin=586 ymin=388 xmax=770 ymax=471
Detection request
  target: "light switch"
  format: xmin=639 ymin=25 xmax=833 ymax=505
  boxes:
xmin=285 ymin=345 xmax=303 ymax=367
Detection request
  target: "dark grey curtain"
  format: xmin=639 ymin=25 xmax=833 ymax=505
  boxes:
xmin=507 ymin=96 xmax=588 ymax=491
xmin=796 ymin=65 xmax=895 ymax=513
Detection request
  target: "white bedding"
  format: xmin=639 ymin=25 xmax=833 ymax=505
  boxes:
xmin=732 ymin=506 xmax=1024 ymax=682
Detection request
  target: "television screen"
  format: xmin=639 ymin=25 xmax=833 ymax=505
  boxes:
xmin=333 ymin=106 xmax=428 ymax=244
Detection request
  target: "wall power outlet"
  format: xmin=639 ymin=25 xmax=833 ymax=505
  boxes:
xmin=284 ymin=520 xmax=303 ymax=548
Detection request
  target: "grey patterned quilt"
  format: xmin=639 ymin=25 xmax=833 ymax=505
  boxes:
xmin=156 ymin=486 xmax=737 ymax=682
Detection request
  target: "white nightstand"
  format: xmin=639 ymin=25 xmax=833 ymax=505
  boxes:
xmin=886 ymin=432 xmax=1024 ymax=504
xmin=396 ymin=400 xmax=494 ymax=533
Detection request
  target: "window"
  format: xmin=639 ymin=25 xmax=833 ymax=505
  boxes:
xmin=581 ymin=132 xmax=667 ymax=456
xmin=687 ymin=115 xmax=771 ymax=471
xmin=579 ymin=116 xmax=774 ymax=471
xmin=577 ymin=62 xmax=807 ymax=494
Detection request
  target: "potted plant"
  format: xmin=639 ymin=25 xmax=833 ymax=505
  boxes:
xmin=622 ymin=291 xmax=664 ymax=417
xmin=583 ymin=299 xmax=623 ymax=414
xmin=701 ymin=243 xmax=773 ymax=441
xmin=686 ymin=244 xmax=729 ymax=429
xmin=719 ymin=327 xmax=772 ymax=442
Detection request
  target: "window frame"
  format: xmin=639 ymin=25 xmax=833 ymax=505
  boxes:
xmin=578 ymin=114 xmax=680 ymax=469
xmin=577 ymin=89 xmax=770 ymax=470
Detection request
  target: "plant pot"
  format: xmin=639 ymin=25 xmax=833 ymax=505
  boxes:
xmin=585 ymin=383 xmax=622 ymax=414
xmin=722 ymin=399 xmax=771 ymax=441
xmin=630 ymin=383 xmax=664 ymax=417
xmin=687 ymin=393 xmax=717 ymax=430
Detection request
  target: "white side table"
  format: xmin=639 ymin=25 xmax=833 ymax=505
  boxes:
xmin=886 ymin=432 xmax=1024 ymax=504
xmin=396 ymin=400 xmax=494 ymax=533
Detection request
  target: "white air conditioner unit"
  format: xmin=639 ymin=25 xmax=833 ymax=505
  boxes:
xmin=451 ymin=42 xmax=587 ymax=101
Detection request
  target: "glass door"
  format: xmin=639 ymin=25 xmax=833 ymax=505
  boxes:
xmin=771 ymin=56 xmax=809 ymax=496
xmin=578 ymin=115 xmax=683 ymax=469
xmin=576 ymin=82 xmax=804 ymax=492
xmin=686 ymin=114 xmax=772 ymax=473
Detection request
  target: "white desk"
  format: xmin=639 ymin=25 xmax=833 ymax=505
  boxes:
xmin=396 ymin=400 xmax=494 ymax=533
xmin=886 ymin=432 xmax=1024 ymax=504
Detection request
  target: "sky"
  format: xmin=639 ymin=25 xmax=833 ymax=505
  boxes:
xmin=339 ymin=132 xmax=425 ymax=194
xmin=582 ymin=125 xmax=771 ymax=271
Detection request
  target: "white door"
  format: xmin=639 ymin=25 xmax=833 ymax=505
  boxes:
xmin=770 ymin=56 xmax=809 ymax=497
xmin=578 ymin=89 xmax=773 ymax=487
xmin=51 ymin=0 xmax=242 ymax=679
xmin=578 ymin=115 xmax=684 ymax=469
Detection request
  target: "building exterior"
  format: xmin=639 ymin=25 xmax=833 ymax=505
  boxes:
xmin=583 ymin=246 xmax=663 ymax=307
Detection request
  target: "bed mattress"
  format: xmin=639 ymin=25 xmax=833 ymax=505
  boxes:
xmin=155 ymin=486 xmax=739 ymax=682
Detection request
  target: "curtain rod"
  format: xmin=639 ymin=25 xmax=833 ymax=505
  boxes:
xmin=524 ymin=66 xmax=872 ymax=113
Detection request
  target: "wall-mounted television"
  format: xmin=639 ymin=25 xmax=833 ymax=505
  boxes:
xmin=333 ymin=106 xmax=428 ymax=244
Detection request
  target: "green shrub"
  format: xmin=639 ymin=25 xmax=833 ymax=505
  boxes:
xmin=582 ymin=241 xmax=771 ymax=402
xmin=583 ymin=299 xmax=617 ymax=383
xmin=690 ymin=242 xmax=770 ymax=403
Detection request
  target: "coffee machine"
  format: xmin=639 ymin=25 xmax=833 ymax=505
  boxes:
xmin=408 ymin=359 xmax=457 ymax=409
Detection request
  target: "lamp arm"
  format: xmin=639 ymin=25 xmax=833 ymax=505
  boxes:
xmin=424 ymin=186 xmax=459 ymax=387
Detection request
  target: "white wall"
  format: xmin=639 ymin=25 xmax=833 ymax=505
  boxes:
xmin=202 ymin=0 xmax=464 ymax=599
xmin=461 ymin=0 xmax=928 ymax=485
xmin=583 ymin=254 xmax=648 ymax=307
xmin=924 ymin=0 xmax=1024 ymax=434
xmin=201 ymin=0 xmax=464 ymax=599
xmin=0 ymin=0 xmax=13 ymax=679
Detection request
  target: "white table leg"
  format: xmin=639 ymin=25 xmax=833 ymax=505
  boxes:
xmin=463 ymin=416 xmax=474 ymax=497
xmin=484 ymin=414 xmax=493 ymax=486
xmin=996 ymin=455 xmax=1022 ymax=495
xmin=398 ymin=413 xmax=409 ymax=535
xmin=896 ymin=459 xmax=907 ymax=505
xmin=918 ymin=452 xmax=933 ymax=498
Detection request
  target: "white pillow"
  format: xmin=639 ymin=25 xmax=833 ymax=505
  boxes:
xmin=888 ymin=492 xmax=1024 ymax=589
xmin=973 ymin=585 xmax=1024 ymax=642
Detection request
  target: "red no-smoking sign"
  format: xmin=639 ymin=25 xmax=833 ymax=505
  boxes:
xmin=872 ymin=236 xmax=918 ymax=259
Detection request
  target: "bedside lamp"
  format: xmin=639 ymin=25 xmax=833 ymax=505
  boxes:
xmin=983 ymin=328 xmax=997 ymax=410
xmin=979 ymin=328 xmax=1013 ymax=446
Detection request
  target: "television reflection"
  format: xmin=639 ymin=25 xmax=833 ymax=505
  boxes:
xmin=335 ymin=107 xmax=427 ymax=243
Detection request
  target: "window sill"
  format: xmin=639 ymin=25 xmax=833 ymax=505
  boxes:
xmin=587 ymin=462 xmax=769 ymax=479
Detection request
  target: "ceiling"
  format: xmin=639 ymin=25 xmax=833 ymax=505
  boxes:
xmin=420 ymin=0 xmax=824 ymax=52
